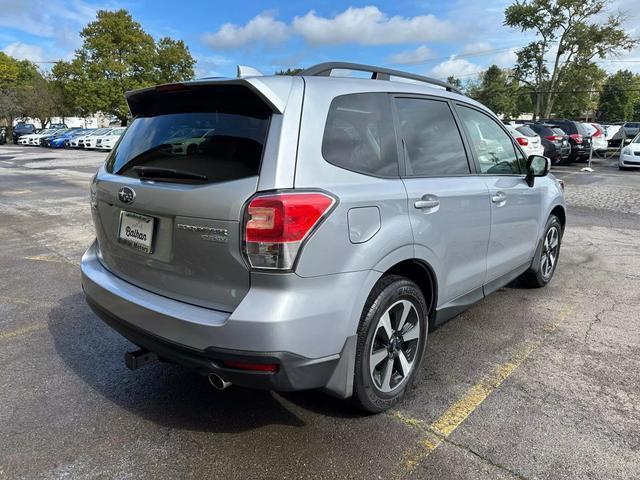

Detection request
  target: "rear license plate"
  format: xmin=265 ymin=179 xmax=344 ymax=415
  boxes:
xmin=118 ymin=211 xmax=155 ymax=253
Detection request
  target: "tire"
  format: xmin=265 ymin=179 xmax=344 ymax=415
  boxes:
xmin=520 ymin=215 xmax=562 ymax=288
xmin=352 ymin=275 xmax=428 ymax=413
xmin=619 ymin=166 xmax=629 ymax=171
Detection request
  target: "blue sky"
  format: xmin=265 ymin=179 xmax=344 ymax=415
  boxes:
xmin=1 ymin=0 xmax=638 ymax=80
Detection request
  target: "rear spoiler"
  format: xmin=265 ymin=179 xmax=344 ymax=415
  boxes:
xmin=125 ymin=77 xmax=294 ymax=116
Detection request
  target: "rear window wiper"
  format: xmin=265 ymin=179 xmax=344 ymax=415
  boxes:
xmin=133 ymin=166 xmax=208 ymax=182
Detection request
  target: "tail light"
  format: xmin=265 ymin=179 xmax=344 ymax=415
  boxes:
xmin=243 ymin=192 xmax=336 ymax=270
xmin=545 ymin=135 xmax=563 ymax=141
xmin=516 ymin=137 xmax=529 ymax=146
xmin=591 ymin=125 xmax=602 ymax=137
xmin=569 ymin=134 xmax=583 ymax=143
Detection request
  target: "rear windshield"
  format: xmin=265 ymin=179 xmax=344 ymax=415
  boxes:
xmin=516 ymin=126 xmax=537 ymax=137
xmin=531 ymin=124 xmax=554 ymax=136
xmin=552 ymin=128 xmax=566 ymax=136
xmin=106 ymin=85 xmax=271 ymax=184
xmin=626 ymin=123 xmax=640 ymax=128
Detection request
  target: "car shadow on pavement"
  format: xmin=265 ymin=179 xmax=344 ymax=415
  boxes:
xmin=48 ymin=293 xmax=361 ymax=431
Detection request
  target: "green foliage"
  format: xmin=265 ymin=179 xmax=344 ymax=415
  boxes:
xmin=53 ymin=9 xmax=195 ymax=125
xmin=275 ymin=68 xmax=304 ymax=76
xmin=446 ymin=76 xmax=463 ymax=90
xmin=596 ymin=70 xmax=640 ymax=122
xmin=552 ymin=62 xmax=606 ymax=118
xmin=505 ymin=0 xmax=638 ymax=119
xmin=468 ymin=65 xmax=519 ymax=116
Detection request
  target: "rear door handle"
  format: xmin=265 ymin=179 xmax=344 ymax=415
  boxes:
xmin=414 ymin=196 xmax=440 ymax=209
xmin=491 ymin=192 xmax=507 ymax=204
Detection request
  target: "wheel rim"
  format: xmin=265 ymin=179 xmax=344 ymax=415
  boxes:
xmin=369 ymin=299 xmax=421 ymax=393
xmin=540 ymin=225 xmax=560 ymax=280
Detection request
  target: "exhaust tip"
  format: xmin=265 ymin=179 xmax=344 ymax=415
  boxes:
xmin=208 ymin=372 xmax=232 ymax=391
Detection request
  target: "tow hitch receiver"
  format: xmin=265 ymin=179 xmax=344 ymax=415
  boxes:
xmin=125 ymin=349 xmax=159 ymax=370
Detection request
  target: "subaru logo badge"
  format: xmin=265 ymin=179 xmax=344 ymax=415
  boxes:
xmin=118 ymin=186 xmax=135 ymax=204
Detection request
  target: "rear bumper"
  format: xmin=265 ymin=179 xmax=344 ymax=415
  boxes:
xmin=81 ymin=240 xmax=367 ymax=394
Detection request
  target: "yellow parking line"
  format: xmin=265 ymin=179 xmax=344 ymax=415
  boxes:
xmin=0 ymin=323 xmax=46 ymax=342
xmin=392 ymin=305 xmax=574 ymax=476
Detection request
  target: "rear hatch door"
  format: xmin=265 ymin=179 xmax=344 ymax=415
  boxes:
xmin=92 ymin=83 xmax=276 ymax=312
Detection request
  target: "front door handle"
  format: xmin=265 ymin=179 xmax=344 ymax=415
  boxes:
xmin=414 ymin=196 xmax=440 ymax=209
xmin=491 ymin=191 xmax=507 ymax=204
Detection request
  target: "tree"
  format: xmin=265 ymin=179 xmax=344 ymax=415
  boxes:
xmin=505 ymin=0 xmax=638 ymax=120
xmin=596 ymin=70 xmax=640 ymax=122
xmin=155 ymin=38 xmax=196 ymax=84
xmin=53 ymin=9 xmax=195 ymax=125
xmin=552 ymin=62 xmax=606 ymax=119
xmin=446 ymin=75 xmax=463 ymax=90
xmin=19 ymin=76 xmax=63 ymax=128
xmin=0 ymin=52 xmax=42 ymax=134
xmin=468 ymin=65 xmax=519 ymax=117
xmin=275 ymin=68 xmax=304 ymax=75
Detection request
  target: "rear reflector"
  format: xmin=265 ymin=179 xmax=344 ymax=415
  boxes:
xmin=223 ymin=361 xmax=279 ymax=373
xmin=244 ymin=192 xmax=335 ymax=270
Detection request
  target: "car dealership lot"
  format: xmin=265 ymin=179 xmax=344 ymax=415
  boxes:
xmin=1 ymin=145 xmax=639 ymax=479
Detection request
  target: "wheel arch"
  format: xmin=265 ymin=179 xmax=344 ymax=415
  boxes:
xmin=383 ymin=259 xmax=438 ymax=318
xmin=550 ymin=204 xmax=566 ymax=233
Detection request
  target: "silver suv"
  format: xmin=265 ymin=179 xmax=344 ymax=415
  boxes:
xmin=81 ymin=62 xmax=566 ymax=412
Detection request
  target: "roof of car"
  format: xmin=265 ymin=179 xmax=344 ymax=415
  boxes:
xmin=127 ymin=62 xmax=486 ymax=116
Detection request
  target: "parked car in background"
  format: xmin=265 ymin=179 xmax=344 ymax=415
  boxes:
xmin=48 ymin=123 xmax=68 ymax=129
xmin=81 ymin=62 xmax=566 ymax=412
xmin=541 ymin=119 xmax=591 ymax=162
xmin=95 ymin=127 xmax=126 ymax=151
xmin=12 ymin=123 xmax=36 ymax=144
xmin=619 ymin=134 xmax=640 ymax=170
xmin=528 ymin=123 xmax=571 ymax=165
xmin=583 ymin=123 xmax=607 ymax=154
xmin=47 ymin=129 xmax=91 ymax=148
xmin=84 ymin=128 xmax=115 ymax=149
xmin=505 ymin=124 xmax=545 ymax=158
xmin=41 ymin=129 xmax=74 ymax=147
xmin=0 ymin=127 xmax=6 ymax=145
xmin=72 ymin=128 xmax=109 ymax=148
xmin=18 ymin=128 xmax=57 ymax=145
xmin=622 ymin=122 xmax=640 ymax=139
xmin=600 ymin=124 xmax=621 ymax=143
xmin=161 ymin=127 xmax=216 ymax=155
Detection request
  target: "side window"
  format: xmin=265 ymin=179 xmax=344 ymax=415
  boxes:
xmin=457 ymin=106 xmax=522 ymax=175
xmin=322 ymin=93 xmax=398 ymax=177
xmin=395 ymin=98 xmax=470 ymax=176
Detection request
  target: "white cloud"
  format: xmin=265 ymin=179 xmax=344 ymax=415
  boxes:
xmin=2 ymin=42 xmax=45 ymax=62
xmin=429 ymin=56 xmax=483 ymax=79
xmin=202 ymin=12 xmax=289 ymax=50
xmin=292 ymin=6 xmax=456 ymax=45
xmin=389 ymin=45 xmax=435 ymax=65
xmin=461 ymin=42 xmax=492 ymax=55
xmin=491 ymin=48 xmax=518 ymax=68
xmin=195 ymin=54 xmax=233 ymax=78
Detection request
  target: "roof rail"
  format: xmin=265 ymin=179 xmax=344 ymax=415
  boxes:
xmin=299 ymin=62 xmax=463 ymax=95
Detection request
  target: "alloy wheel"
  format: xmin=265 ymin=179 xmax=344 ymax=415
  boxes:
xmin=541 ymin=226 xmax=560 ymax=280
xmin=369 ymin=299 xmax=421 ymax=393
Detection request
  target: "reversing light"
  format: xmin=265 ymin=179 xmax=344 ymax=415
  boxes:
xmin=243 ymin=192 xmax=335 ymax=270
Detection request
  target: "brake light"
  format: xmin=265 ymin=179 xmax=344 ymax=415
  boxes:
xmin=155 ymin=83 xmax=187 ymax=92
xmin=545 ymin=135 xmax=563 ymax=141
xmin=569 ymin=134 xmax=583 ymax=143
xmin=591 ymin=125 xmax=602 ymax=137
xmin=243 ymin=192 xmax=335 ymax=270
xmin=516 ymin=137 xmax=529 ymax=146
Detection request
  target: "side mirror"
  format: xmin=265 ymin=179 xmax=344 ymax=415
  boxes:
xmin=526 ymin=155 xmax=550 ymax=187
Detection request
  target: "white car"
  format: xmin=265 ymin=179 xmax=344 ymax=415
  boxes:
xmin=619 ymin=134 xmax=640 ymax=170
xmin=505 ymin=124 xmax=545 ymax=157
xmin=75 ymin=128 xmax=111 ymax=148
xmin=600 ymin=124 xmax=621 ymax=142
xmin=163 ymin=128 xmax=215 ymax=155
xmin=583 ymin=123 xmax=607 ymax=153
xmin=21 ymin=129 xmax=62 ymax=146
xmin=95 ymin=128 xmax=126 ymax=151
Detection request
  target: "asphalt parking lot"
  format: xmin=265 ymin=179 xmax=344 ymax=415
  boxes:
xmin=1 ymin=145 xmax=639 ymax=480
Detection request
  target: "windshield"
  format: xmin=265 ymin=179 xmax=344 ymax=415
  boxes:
xmin=107 ymin=112 xmax=269 ymax=184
